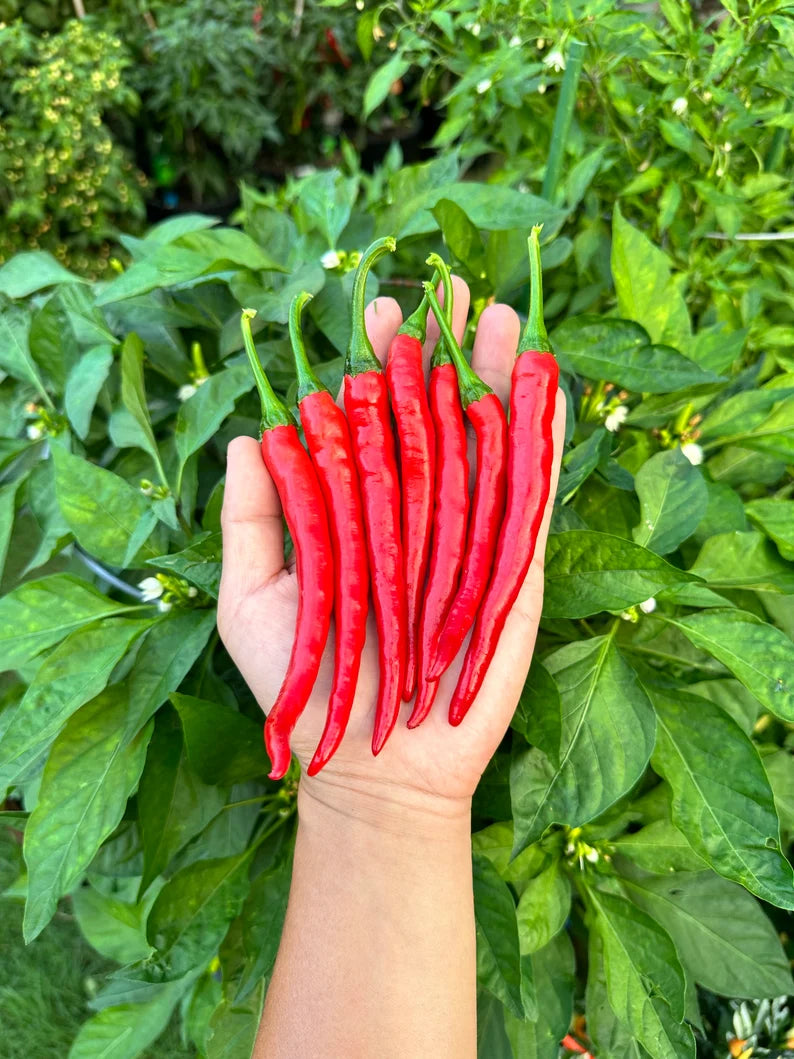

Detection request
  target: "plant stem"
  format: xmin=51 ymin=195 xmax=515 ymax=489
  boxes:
xmin=542 ymin=39 xmax=586 ymax=203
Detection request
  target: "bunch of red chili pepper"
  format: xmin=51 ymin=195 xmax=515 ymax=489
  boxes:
xmin=241 ymin=227 xmax=558 ymax=780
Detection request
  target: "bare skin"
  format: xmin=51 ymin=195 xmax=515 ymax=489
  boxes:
xmin=218 ymin=277 xmax=565 ymax=1059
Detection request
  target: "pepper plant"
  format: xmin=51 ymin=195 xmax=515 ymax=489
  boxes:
xmin=0 ymin=159 xmax=793 ymax=1058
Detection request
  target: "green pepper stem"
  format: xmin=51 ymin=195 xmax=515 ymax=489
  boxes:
xmin=520 ymin=225 xmax=551 ymax=354
xmin=423 ymin=283 xmax=491 ymax=409
xmin=345 ymin=236 xmax=397 ymax=376
xmin=425 ymin=253 xmax=454 ymax=367
xmin=289 ymin=292 xmax=327 ymax=402
xmin=240 ymin=309 xmax=292 ymax=433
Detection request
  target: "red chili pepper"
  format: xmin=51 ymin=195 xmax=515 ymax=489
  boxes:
xmin=408 ymin=259 xmax=469 ymax=728
xmin=324 ymin=27 xmax=352 ymax=68
xmin=449 ymin=226 xmax=559 ymax=725
xmin=240 ymin=310 xmax=334 ymax=780
xmin=422 ymin=281 xmax=508 ymax=683
xmin=385 ymin=290 xmax=435 ymax=701
xmin=288 ymin=293 xmax=368 ymax=776
xmin=343 ymin=237 xmax=404 ymax=755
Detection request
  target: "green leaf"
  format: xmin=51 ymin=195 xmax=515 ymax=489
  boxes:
xmin=73 ymin=882 xmax=153 ymax=965
xmin=174 ymin=366 xmax=251 ymax=490
xmin=0 ymin=251 xmax=81 ymax=298
xmin=765 ymin=749 xmax=794 ymax=839
xmin=432 ymin=199 xmax=488 ymax=280
xmin=690 ymin=531 xmax=794 ymax=593
xmin=504 ymin=932 xmax=576 ymax=1059
xmin=148 ymin=531 xmax=222 ymax=599
xmin=516 ymin=860 xmax=571 ymax=953
xmin=23 ymin=686 xmax=155 ymax=941
xmin=0 ymin=306 xmax=50 ymax=400
xmin=511 ymin=636 xmax=655 ymax=853
xmin=63 ymin=345 xmax=114 ymax=441
xmin=586 ymin=930 xmax=648 ymax=1059
xmin=52 ymin=445 xmax=161 ymax=566
xmin=589 ymin=888 xmax=694 ymax=1059
xmin=171 ymin=693 xmax=269 ymax=786
xmin=633 ymin=450 xmax=708 ymax=554
xmin=700 ymin=387 xmax=794 ymax=441
xmin=556 ymin=427 xmax=611 ymax=502
xmin=120 ymin=333 xmax=163 ymax=476
xmin=236 ymin=855 xmax=292 ymax=999
xmin=138 ymin=709 xmax=226 ymax=894
xmin=292 ymin=169 xmax=358 ymax=247
xmin=363 ymin=54 xmax=411 ymax=117
xmin=614 ymin=820 xmax=706 ymax=874
xmin=745 ymin=498 xmax=794 ymax=561
xmin=0 ymin=616 xmax=152 ymax=788
xmin=648 ymin=686 xmax=794 ymax=908
xmin=0 ymin=477 xmax=22 ymax=585
xmin=476 ymin=992 xmax=512 ymax=1059
xmin=543 ymin=531 xmax=692 ymax=618
xmin=175 ymin=228 xmax=285 ymax=272
xmin=473 ymin=853 xmax=524 ymax=1018
xmin=68 ymin=979 xmax=187 ymax=1059
xmin=205 ymin=979 xmax=265 ymax=1059
xmin=398 ymin=182 xmax=568 ymax=240
xmin=668 ymin=609 xmax=794 ymax=721
xmin=611 ymin=203 xmax=691 ymax=351
xmin=146 ymin=851 xmax=253 ymax=979
xmin=122 ymin=609 xmax=217 ymax=740
xmin=689 ymin=324 xmax=746 ymax=375
xmin=0 ymin=573 xmax=135 ymax=670
xmin=623 ymin=870 xmax=794 ymax=999
xmin=551 ymin=317 xmax=717 ymax=394
xmin=29 ymin=294 xmax=80 ymax=392
xmin=513 ymin=661 xmax=562 ymax=766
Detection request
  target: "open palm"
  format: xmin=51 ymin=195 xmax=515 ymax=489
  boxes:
xmin=218 ymin=276 xmax=565 ymax=808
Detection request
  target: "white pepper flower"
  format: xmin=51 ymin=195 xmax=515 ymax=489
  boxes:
xmin=639 ymin=598 xmax=657 ymax=614
xmin=178 ymin=383 xmax=197 ymax=402
xmin=157 ymin=599 xmax=173 ymax=613
xmin=604 ymin=405 xmax=629 ymax=432
xmin=671 ymin=96 xmax=688 ymax=116
xmin=509 ymin=35 xmax=521 ymax=48
xmin=543 ymin=49 xmax=566 ymax=72
xmin=321 ymin=249 xmax=341 ymax=270
xmin=681 ymin=442 xmax=704 ymax=466
xmin=187 ymin=586 xmax=198 ymax=598
xmin=26 ymin=424 xmax=43 ymax=440
xmin=138 ymin=576 xmax=163 ymax=602
xmin=476 ymin=78 xmax=492 ymax=95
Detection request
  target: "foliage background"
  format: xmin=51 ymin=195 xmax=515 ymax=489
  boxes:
xmin=2 ymin=1 xmax=794 ymax=1057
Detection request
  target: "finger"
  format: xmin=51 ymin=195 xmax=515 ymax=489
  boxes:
xmin=219 ymin=436 xmax=286 ymax=608
xmin=470 ymin=304 xmax=520 ymax=409
xmin=423 ymin=275 xmax=471 ymax=375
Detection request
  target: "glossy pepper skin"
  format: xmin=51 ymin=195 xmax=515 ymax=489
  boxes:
xmin=240 ymin=310 xmax=334 ymax=779
xmin=343 ymin=237 xmax=405 ymax=755
xmin=289 ymin=293 xmax=368 ymax=776
xmin=422 ymin=283 xmax=508 ymax=683
xmin=449 ymin=227 xmax=558 ymax=725
xmin=408 ymin=260 xmax=469 ymax=728
xmin=385 ymin=294 xmax=435 ymax=701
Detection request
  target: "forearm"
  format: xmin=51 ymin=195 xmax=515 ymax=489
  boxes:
xmin=254 ymin=778 xmax=477 ymax=1059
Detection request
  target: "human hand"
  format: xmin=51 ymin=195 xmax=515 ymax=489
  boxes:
xmin=218 ymin=276 xmax=565 ymax=820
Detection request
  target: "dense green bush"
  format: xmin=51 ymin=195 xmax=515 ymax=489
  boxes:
xmin=0 ymin=18 xmax=146 ymax=272
xmin=1 ymin=152 xmax=793 ymax=1056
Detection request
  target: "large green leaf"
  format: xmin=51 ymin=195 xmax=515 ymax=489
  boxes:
xmin=648 ymin=686 xmax=794 ymax=907
xmin=690 ymin=531 xmax=794 ymax=592
xmin=68 ymin=979 xmax=187 ymax=1059
xmin=611 ymin=203 xmax=691 ymax=351
xmin=363 ymin=53 xmax=412 ymax=117
xmin=120 ymin=333 xmax=163 ymax=474
xmin=668 ymin=609 xmax=794 ymax=720
xmin=148 ymin=531 xmax=222 ymax=599
xmin=586 ymin=931 xmax=648 ymax=1059
xmin=52 ymin=445 xmax=162 ymax=566
xmin=146 ymin=851 xmax=253 ymax=979
xmin=0 ymin=250 xmax=81 ymax=298
xmin=72 ymin=883 xmax=153 ymax=965
xmin=23 ymin=687 xmax=154 ymax=941
xmin=236 ymin=855 xmax=293 ymax=999
xmin=543 ymin=531 xmax=691 ymax=618
xmin=516 ymin=859 xmax=571 ymax=953
xmin=174 ymin=365 xmax=251 ymax=490
xmin=472 ymin=853 xmax=525 ymax=1019
xmin=623 ymin=870 xmax=794 ymax=998
xmin=0 ymin=305 xmax=50 ymax=399
xmin=745 ymin=498 xmax=794 ymax=561
xmin=633 ymin=449 xmax=707 ymax=554
xmin=0 ymin=616 xmax=152 ymax=789
xmin=511 ymin=636 xmax=655 ymax=853
xmin=0 ymin=573 xmax=136 ymax=670
xmin=205 ymin=979 xmax=265 ymax=1059
xmin=22 ymin=458 xmax=71 ymax=575
xmin=589 ymin=888 xmax=694 ymax=1059
xmin=171 ymin=693 xmax=269 ymax=785
xmin=614 ymin=820 xmax=706 ymax=874
xmin=504 ymin=932 xmax=576 ymax=1059
xmin=138 ymin=710 xmax=226 ymax=893
xmin=551 ymin=317 xmax=717 ymax=394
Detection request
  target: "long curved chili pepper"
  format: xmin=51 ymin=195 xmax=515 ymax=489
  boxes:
xmin=423 ymin=284 xmax=508 ymax=682
xmin=240 ymin=309 xmax=334 ymax=780
xmin=385 ymin=288 xmax=435 ymax=701
xmin=448 ymin=226 xmax=559 ymax=726
xmin=408 ymin=258 xmax=469 ymax=729
xmin=289 ymin=293 xmax=368 ymax=777
xmin=343 ymin=236 xmax=403 ymax=755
